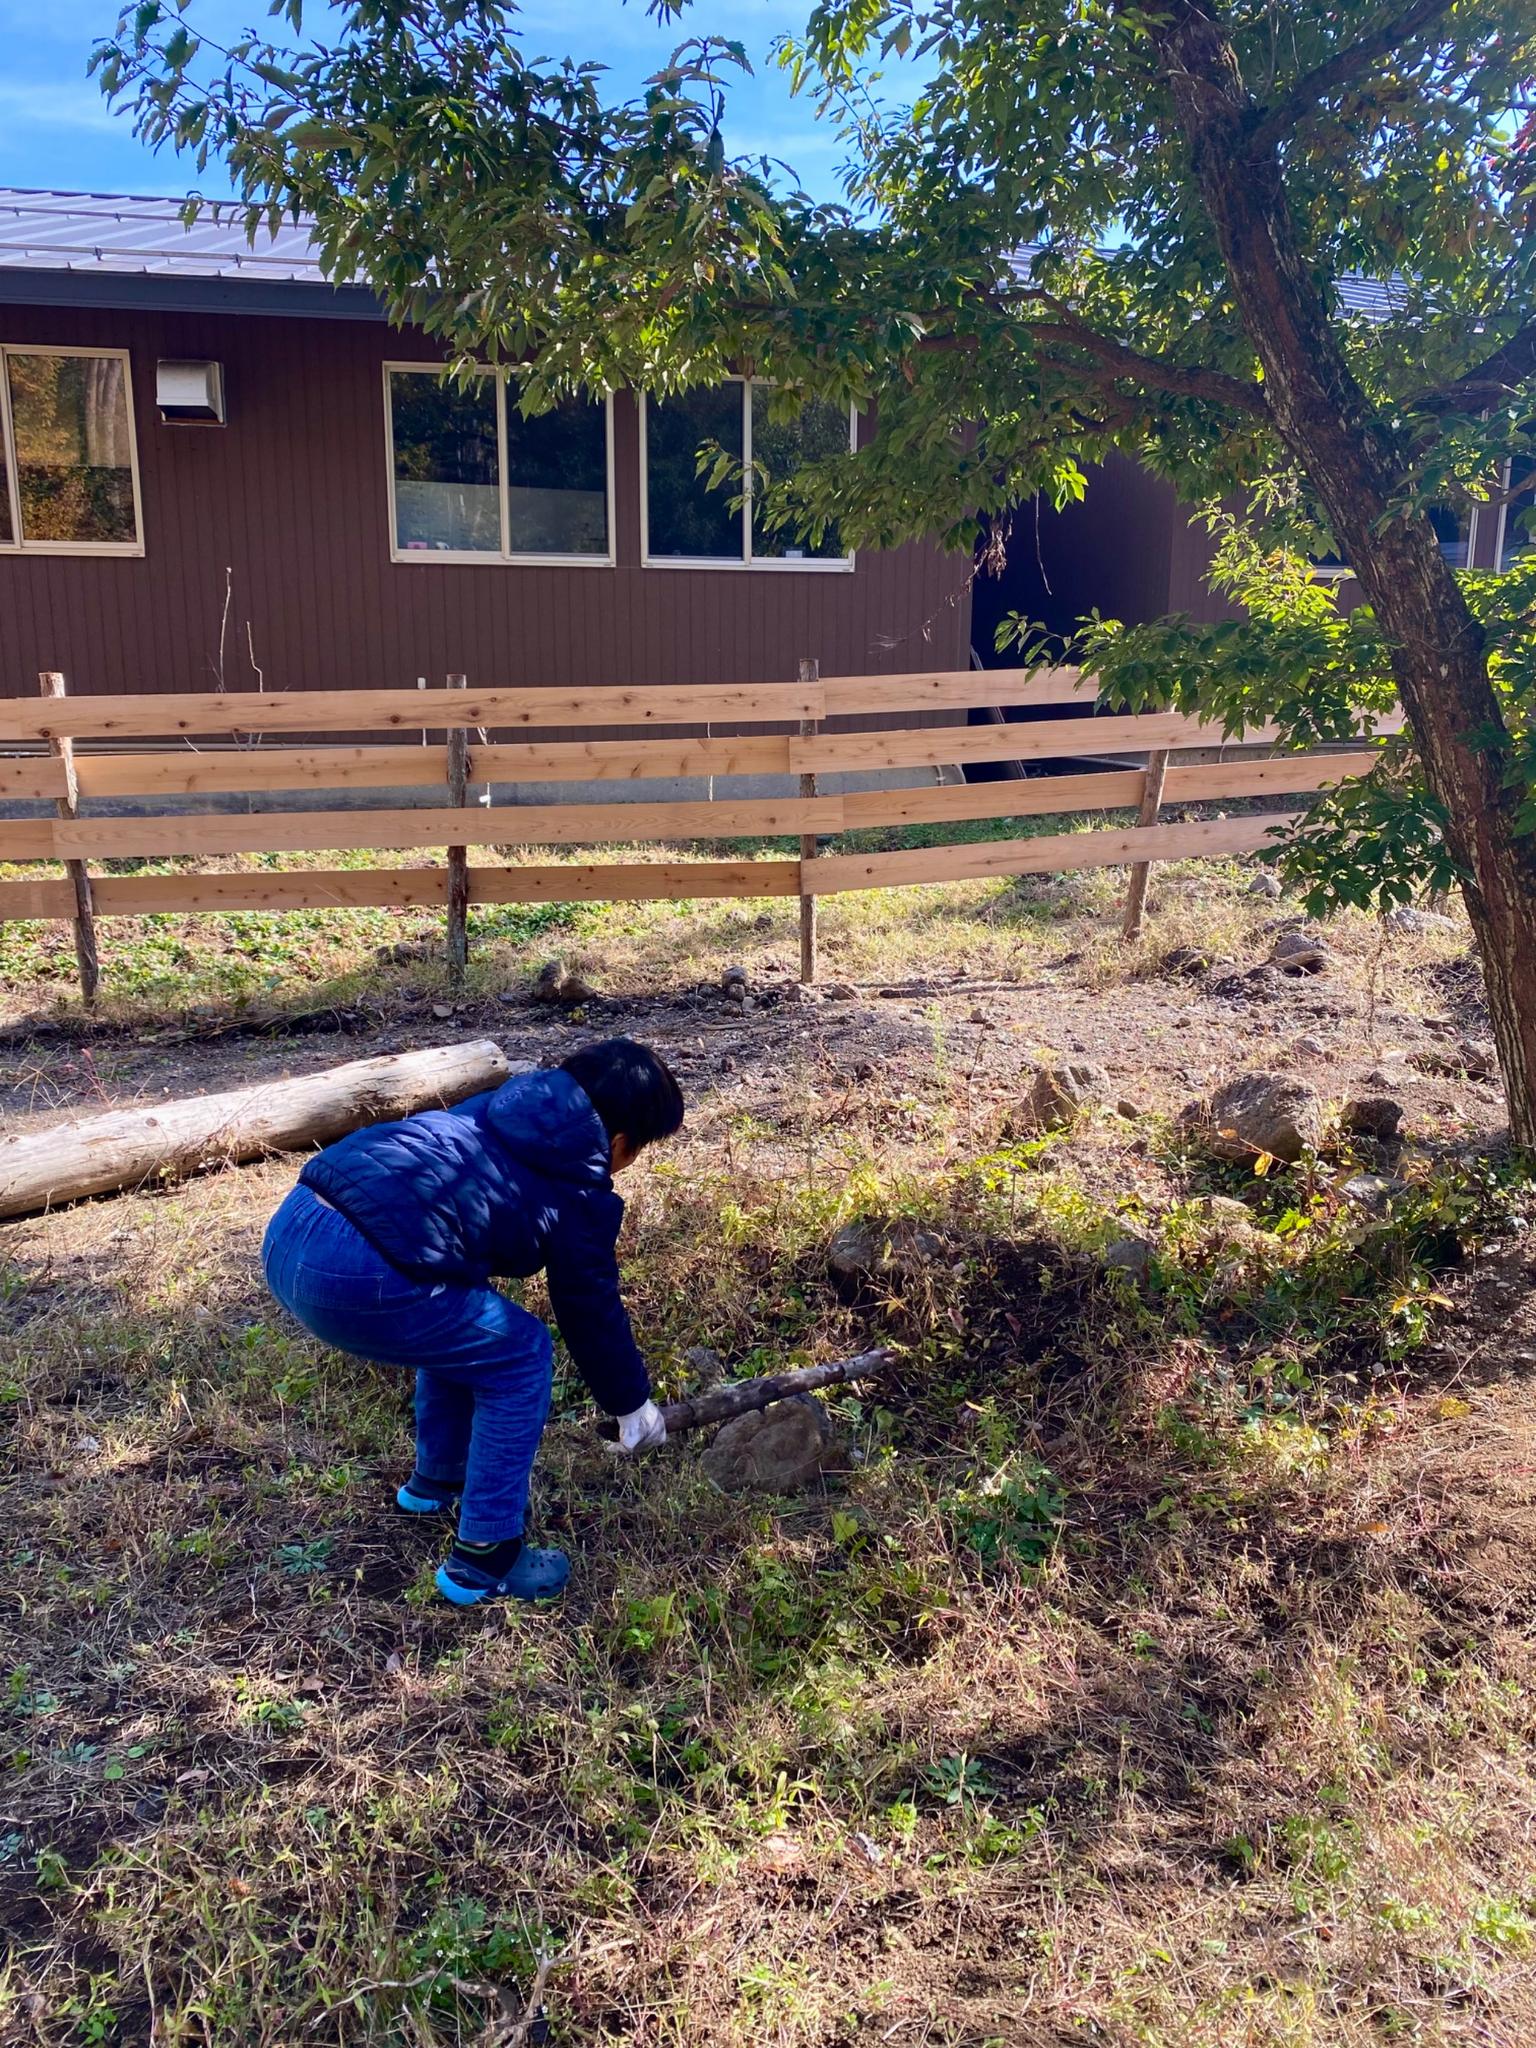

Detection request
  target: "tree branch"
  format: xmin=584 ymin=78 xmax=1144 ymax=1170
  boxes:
xmin=1026 ymin=319 xmax=1270 ymax=419
xmin=1415 ymin=314 xmax=1536 ymax=413
xmin=1250 ymin=0 xmax=1459 ymax=150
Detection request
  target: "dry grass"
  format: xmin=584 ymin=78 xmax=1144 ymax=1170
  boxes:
xmin=3 ymin=855 xmax=1535 ymax=2046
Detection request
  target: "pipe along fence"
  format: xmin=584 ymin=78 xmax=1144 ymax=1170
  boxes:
xmin=0 ymin=666 xmax=1395 ymax=1004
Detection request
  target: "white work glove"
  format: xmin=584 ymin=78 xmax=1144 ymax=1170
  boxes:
xmin=614 ymin=1398 xmax=667 ymax=1454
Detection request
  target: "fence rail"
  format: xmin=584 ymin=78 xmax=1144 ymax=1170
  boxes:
xmin=0 ymin=666 xmax=1393 ymax=1001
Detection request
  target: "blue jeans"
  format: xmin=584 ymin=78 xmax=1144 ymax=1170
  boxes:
xmin=262 ymin=1185 xmax=553 ymax=1543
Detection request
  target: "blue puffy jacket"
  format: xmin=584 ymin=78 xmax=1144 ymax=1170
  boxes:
xmin=298 ymin=1066 xmax=649 ymax=1415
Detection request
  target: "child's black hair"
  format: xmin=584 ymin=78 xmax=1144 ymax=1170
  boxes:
xmin=560 ymin=1038 xmax=684 ymax=1153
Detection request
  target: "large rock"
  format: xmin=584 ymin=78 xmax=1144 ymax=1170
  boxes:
xmin=701 ymin=1398 xmax=831 ymax=1494
xmin=1021 ymin=1058 xmax=1110 ymax=1131
xmin=1198 ymin=1072 xmax=1325 ymax=1164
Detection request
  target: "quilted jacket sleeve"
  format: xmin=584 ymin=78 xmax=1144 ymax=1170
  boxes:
xmin=543 ymin=1189 xmax=651 ymax=1416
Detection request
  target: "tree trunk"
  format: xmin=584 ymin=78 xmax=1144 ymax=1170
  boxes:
xmin=0 ymin=1039 xmax=515 ymax=1219
xmin=1156 ymin=3 xmax=1536 ymax=1147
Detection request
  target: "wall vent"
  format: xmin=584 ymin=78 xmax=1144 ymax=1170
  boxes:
xmin=156 ymin=359 xmax=226 ymax=425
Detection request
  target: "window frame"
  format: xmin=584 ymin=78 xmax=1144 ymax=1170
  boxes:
xmin=1491 ymin=456 xmax=1536 ymax=572
xmin=639 ymin=378 xmax=857 ymax=572
xmin=383 ymin=362 xmax=617 ymax=569
xmin=0 ymin=343 xmax=145 ymax=558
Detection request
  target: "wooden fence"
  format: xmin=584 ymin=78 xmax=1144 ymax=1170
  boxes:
xmin=0 ymin=666 xmax=1390 ymax=1003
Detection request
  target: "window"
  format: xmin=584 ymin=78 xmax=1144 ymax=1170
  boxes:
xmin=1429 ymin=502 xmax=1474 ymax=569
xmin=641 ymin=380 xmax=855 ymax=569
xmin=0 ymin=346 xmax=142 ymax=554
xmin=1495 ymin=453 xmax=1536 ymax=570
xmin=385 ymin=366 xmax=613 ymax=565
xmin=1312 ymin=498 xmax=1475 ymax=578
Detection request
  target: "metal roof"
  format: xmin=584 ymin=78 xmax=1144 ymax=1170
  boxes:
xmin=0 ymin=190 xmax=1416 ymax=326
xmin=0 ymin=185 xmax=327 ymax=280
xmin=0 ymin=185 xmax=382 ymax=318
xmin=1007 ymin=245 xmax=1406 ymax=323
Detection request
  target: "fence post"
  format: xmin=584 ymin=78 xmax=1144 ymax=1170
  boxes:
xmin=797 ymin=657 xmax=819 ymax=984
xmin=37 ymin=671 xmax=100 ymax=1008
xmin=1120 ymin=747 xmax=1170 ymax=943
xmin=444 ymin=673 xmax=470 ymax=985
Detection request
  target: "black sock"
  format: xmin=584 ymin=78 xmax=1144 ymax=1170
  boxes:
xmin=451 ymin=1535 xmax=523 ymax=1577
xmin=408 ymin=1469 xmax=461 ymax=1502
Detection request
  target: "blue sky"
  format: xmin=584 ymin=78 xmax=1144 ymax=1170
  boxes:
xmin=0 ymin=0 xmax=862 ymax=202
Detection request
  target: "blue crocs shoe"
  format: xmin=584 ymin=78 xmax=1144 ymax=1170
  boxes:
xmin=396 ymin=1472 xmax=462 ymax=1517
xmin=435 ymin=1543 xmax=570 ymax=1607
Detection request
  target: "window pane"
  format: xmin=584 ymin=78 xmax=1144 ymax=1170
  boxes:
xmin=645 ymin=386 xmax=745 ymax=560
xmin=1429 ymin=502 xmax=1471 ymax=568
xmin=505 ymin=397 xmax=608 ymax=556
xmin=390 ymin=371 xmax=500 ymax=553
xmin=1501 ymin=454 xmax=1536 ymax=567
xmin=751 ymin=389 xmax=850 ymax=560
xmin=8 ymin=353 xmax=137 ymax=545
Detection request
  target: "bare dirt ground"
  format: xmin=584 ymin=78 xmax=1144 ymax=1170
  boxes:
xmin=3 ymin=862 xmax=1535 ymax=2047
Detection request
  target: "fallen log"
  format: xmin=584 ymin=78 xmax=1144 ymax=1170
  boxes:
xmin=597 ymin=1348 xmax=896 ymax=1440
xmin=0 ymin=1039 xmax=514 ymax=1220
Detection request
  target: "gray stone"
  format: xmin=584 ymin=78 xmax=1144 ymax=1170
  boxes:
xmin=1294 ymin=1036 xmax=1329 ymax=1057
xmin=1341 ymin=1095 xmax=1405 ymax=1140
xmin=828 ymin=1216 xmax=946 ymax=1289
xmin=1342 ymin=1172 xmax=1406 ymax=1214
xmin=1023 ymin=1058 xmax=1110 ymax=1130
xmin=1116 ymin=1099 xmax=1145 ymax=1121
xmin=1361 ymin=1064 xmax=1413 ymax=1090
xmin=1200 ymin=1072 xmax=1325 ymax=1164
xmin=822 ymin=982 xmax=859 ymax=1001
xmin=1247 ymin=871 xmax=1283 ymax=899
xmin=701 ymin=1398 xmax=831 ymax=1494
xmin=1103 ymin=1236 xmax=1153 ymax=1276
xmin=1384 ymin=905 xmax=1456 ymax=935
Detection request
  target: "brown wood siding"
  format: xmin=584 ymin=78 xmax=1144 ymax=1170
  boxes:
xmin=0 ymin=304 xmax=970 ymax=718
xmin=972 ymin=451 xmax=1199 ymax=658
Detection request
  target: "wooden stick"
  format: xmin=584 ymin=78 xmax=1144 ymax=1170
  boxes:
xmin=0 ymin=1039 xmax=513 ymax=1219
xmin=38 ymin=672 xmax=100 ymax=1008
xmin=445 ymin=674 xmax=469 ymax=985
xmin=596 ymin=1348 xmax=895 ymax=1440
xmin=798 ymin=657 xmax=820 ymax=984
xmin=1119 ymin=748 xmax=1170 ymax=942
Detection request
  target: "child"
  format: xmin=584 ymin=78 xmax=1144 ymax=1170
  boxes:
xmin=261 ymin=1037 xmax=683 ymax=1606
